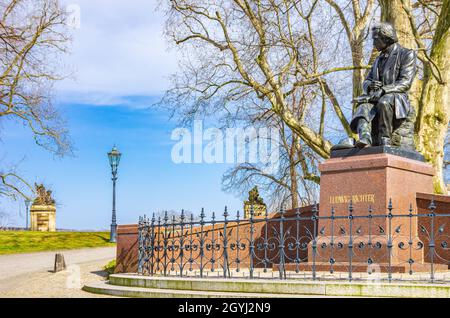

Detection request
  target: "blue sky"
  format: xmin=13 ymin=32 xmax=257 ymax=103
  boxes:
xmin=0 ymin=1 xmax=243 ymax=229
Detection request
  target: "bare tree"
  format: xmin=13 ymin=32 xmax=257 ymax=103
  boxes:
xmin=160 ymin=0 xmax=449 ymax=194
xmin=222 ymin=130 xmax=320 ymax=210
xmin=158 ymin=0 xmax=375 ymax=207
xmin=0 ymin=0 xmax=72 ymax=199
xmin=222 ymin=96 xmax=320 ymax=210
xmin=0 ymin=168 xmax=33 ymax=199
xmin=160 ymin=0 xmax=373 ymax=159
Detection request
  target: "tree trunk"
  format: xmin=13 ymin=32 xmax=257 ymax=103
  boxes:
xmin=289 ymin=167 xmax=299 ymax=209
xmin=351 ymin=39 xmax=364 ymax=114
xmin=289 ymin=159 xmax=299 ymax=210
xmin=416 ymin=0 xmax=450 ymax=194
xmin=289 ymin=135 xmax=299 ymax=209
xmin=380 ymin=0 xmax=449 ymax=193
xmin=351 ymin=38 xmax=364 ymax=97
xmin=379 ymin=0 xmax=415 ymax=48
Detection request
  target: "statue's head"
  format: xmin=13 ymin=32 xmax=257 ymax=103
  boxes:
xmin=371 ymin=23 xmax=398 ymax=51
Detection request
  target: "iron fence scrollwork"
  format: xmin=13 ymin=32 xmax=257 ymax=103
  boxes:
xmin=137 ymin=199 xmax=450 ymax=283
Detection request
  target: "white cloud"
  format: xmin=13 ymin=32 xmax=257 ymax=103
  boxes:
xmin=57 ymin=0 xmax=179 ymax=103
xmin=55 ymin=91 xmax=156 ymax=108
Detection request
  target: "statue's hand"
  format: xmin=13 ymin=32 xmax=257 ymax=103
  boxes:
xmin=369 ymin=80 xmax=383 ymax=92
xmin=369 ymin=89 xmax=384 ymax=103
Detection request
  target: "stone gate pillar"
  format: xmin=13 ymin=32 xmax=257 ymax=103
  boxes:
xmin=30 ymin=183 xmax=56 ymax=232
xmin=30 ymin=204 xmax=56 ymax=232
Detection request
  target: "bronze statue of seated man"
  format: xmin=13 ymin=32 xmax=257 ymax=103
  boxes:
xmin=333 ymin=22 xmax=417 ymax=150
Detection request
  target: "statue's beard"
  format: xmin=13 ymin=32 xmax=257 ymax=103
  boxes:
xmin=374 ymin=43 xmax=385 ymax=51
xmin=378 ymin=38 xmax=395 ymax=51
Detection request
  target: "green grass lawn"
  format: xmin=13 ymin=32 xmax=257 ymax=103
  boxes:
xmin=0 ymin=231 xmax=116 ymax=255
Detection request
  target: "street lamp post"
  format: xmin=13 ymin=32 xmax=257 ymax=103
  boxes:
xmin=107 ymin=146 xmax=122 ymax=243
xmin=24 ymin=198 xmax=31 ymax=230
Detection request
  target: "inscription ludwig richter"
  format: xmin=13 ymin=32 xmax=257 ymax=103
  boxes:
xmin=329 ymin=193 xmax=375 ymax=204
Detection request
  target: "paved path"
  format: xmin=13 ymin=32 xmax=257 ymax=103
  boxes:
xmin=0 ymin=246 xmax=115 ymax=281
xmin=0 ymin=247 xmax=116 ymax=297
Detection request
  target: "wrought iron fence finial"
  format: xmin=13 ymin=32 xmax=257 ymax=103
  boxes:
xmin=200 ymin=207 xmax=205 ymax=219
xmin=429 ymin=198 xmax=436 ymax=212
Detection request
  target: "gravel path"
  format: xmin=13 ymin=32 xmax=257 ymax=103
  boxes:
xmin=0 ymin=247 xmax=117 ymax=297
xmin=0 ymin=246 xmax=115 ymax=281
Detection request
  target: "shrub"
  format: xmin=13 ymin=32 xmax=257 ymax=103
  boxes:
xmin=104 ymin=259 xmax=116 ymax=276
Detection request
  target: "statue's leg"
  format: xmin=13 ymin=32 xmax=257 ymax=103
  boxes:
xmin=375 ymin=94 xmax=395 ymax=145
xmin=371 ymin=115 xmax=380 ymax=146
xmin=350 ymin=103 xmax=375 ymax=148
xmin=355 ymin=118 xmax=372 ymax=148
xmin=332 ymin=103 xmax=376 ymax=150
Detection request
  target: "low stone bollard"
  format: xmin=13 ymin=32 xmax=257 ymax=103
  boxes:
xmin=54 ymin=253 xmax=66 ymax=273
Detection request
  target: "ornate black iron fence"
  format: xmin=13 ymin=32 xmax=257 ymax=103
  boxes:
xmin=137 ymin=200 xmax=450 ymax=283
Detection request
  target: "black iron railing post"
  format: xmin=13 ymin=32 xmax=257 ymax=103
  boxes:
xmin=156 ymin=216 xmax=161 ymax=273
xmin=367 ymin=206 xmax=373 ymax=274
xmin=278 ymin=205 xmax=286 ymax=279
xmin=171 ymin=215 xmax=176 ymax=272
xmin=150 ymin=214 xmax=155 ymax=275
xmin=249 ymin=204 xmax=255 ymax=279
xmin=179 ymin=209 xmax=185 ymax=277
xmin=163 ymin=211 xmax=168 ymax=276
xmin=408 ymin=204 xmax=413 ymax=275
xmin=144 ymin=216 xmax=150 ymax=275
xmin=330 ymin=207 xmax=335 ymax=274
xmin=312 ymin=203 xmax=318 ymax=281
xmin=429 ymin=199 xmax=436 ymax=283
xmin=189 ymin=213 xmax=194 ymax=272
xmin=263 ymin=208 xmax=269 ymax=273
xmin=387 ymin=199 xmax=393 ymax=283
xmin=295 ymin=207 xmax=301 ymax=273
xmin=211 ymin=212 xmax=216 ymax=272
xmin=199 ymin=208 xmax=205 ymax=278
xmin=223 ymin=206 xmax=229 ymax=278
xmin=235 ymin=210 xmax=241 ymax=273
xmin=348 ymin=200 xmax=354 ymax=282
xmin=138 ymin=216 xmax=143 ymax=275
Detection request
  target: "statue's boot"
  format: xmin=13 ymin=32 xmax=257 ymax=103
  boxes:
xmin=379 ymin=137 xmax=391 ymax=146
xmin=355 ymin=118 xmax=372 ymax=148
xmin=331 ymin=137 xmax=355 ymax=150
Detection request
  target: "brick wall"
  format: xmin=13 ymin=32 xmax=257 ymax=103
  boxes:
xmin=115 ymin=205 xmax=317 ymax=273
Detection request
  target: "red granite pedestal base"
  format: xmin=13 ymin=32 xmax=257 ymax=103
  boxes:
xmin=285 ymin=152 xmax=440 ymax=273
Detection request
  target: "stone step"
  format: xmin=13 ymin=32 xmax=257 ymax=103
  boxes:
xmin=87 ymin=273 xmax=450 ymax=298
xmin=274 ymin=262 xmax=449 ymax=274
xmin=82 ymin=281 xmax=319 ymax=298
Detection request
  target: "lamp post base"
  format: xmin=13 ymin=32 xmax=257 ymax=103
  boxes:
xmin=110 ymin=224 xmax=117 ymax=243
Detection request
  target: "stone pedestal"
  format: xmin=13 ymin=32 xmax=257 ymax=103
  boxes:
xmin=30 ymin=204 xmax=56 ymax=232
xmin=297 ymin=147 xmax=447 ymax=273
